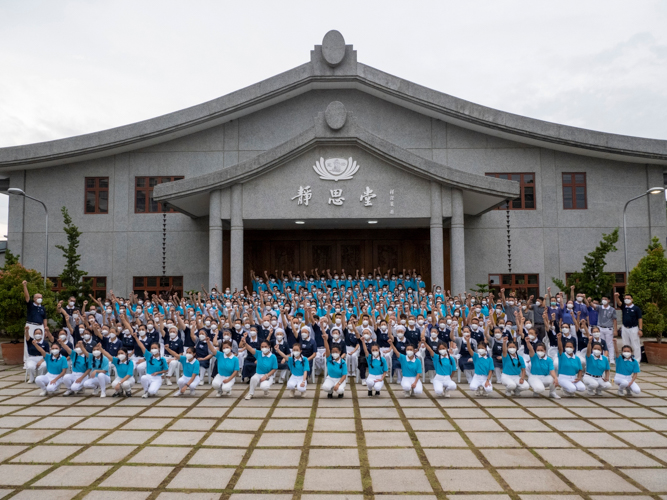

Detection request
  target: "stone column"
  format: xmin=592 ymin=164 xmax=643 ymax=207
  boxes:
xmin=230 ymin=184 xmax=244 ymax=291
xmin=208 ymin=189 xmax=223 ymax=290
xmin=430 ymin=182 xmax=444 ymax=289
xmin=450 ymin=188 xmax=466 ymax=294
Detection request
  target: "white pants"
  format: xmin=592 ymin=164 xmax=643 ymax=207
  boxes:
xmin=366 ymin=375 xmax=385 ymax=392
xmin=322 ymin=376 xmax=346 ymax=395
xmin=84 ymin=373 xmax=111 ymax=393
xmin=212 ymin=374 xmax=235 ymax=394
xmin=35 ymin=373 xmax=63 ymax=393
xmin=463 ymin=369 xmax=474 ymax=384
xmin=599 ymin=327 xmax=615 ymax=362
xmin=132 ymin=356 xmax=147 ymax=377
xmin=432 ymin=374 xmax=456 ymax=395
xmin=346 ymin=347 xmax=358 ymax=379
xmin=141 ymin=374 xmax=163 ymax=395
xmin=401 ymin=376 xmax=423 ymax=395
xmin=26 ymin=355 xmax=47 ymax=382
xmin=112 ymin=376 xmax=135 ymax=392
xmin=615 ymin=373 xmax=641 ymax=394
xmin=249 ymin=373 xmax=273 ymax=395
xmin=287 ymin=374 xmax=307 ymax=393
xmin=177 ymin=375 xmax=200 ymax=393
xmin=621 ymin=326 xmax=641 ymax=362
xmin=558 ymin=374 xmax=585 ymax=394
xmin=583 ymin=374 xmax=612 ymax=391
xmin=469 ymin=374 xmax=492 ymax=393
xmin=528 ymin=374 xmax=556 ymax=394
xmin=501 ymin=373 xmax=530 ymax=392
xmin=167 ymin=359 xmax=180 ymax=378
xmin=314 ymin=348 xmax=326 ymax=375
xmin=64 ymin=372 xmax=88 ymax=392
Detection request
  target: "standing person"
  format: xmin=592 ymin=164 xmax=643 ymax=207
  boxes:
xmin=210 ymin=340 xmax=239 ymax=397
xmin=530 ymin=296 xmax=546 ymax=340
xmin=557 ymin=333 xmax=585 ymax=396
xmin=274 ymin=341 xmax=310 ymax=397
xmin=24 ymin=326 xmax=49 ymax=383
xmin=466 ymin=339 xmax=494 ymax=397
xmin=22 ymin=280 xmax=48 ymax=367
xmin=243 ymin=340 xmax=278 ymax=400
xmin=615 ymin=293 xmax=642 ymax=363
xmin=500 ymin=338 xmax=529 ymax=397
xmin=360 ymin=337 xmax=388 ymax=397
xmin=165 ymin=345 xmax=200 ymax=397
xmin=388 ymin=337 xmax=422 ymax=398
xmin=613 ymin=338 xmax=641 ymax=396
xmin=31 ymin=336 xmax=68 ymax=396
xmin=596 ymin=296 xmax=617 ymax=364
xmin=322 ymin=338 xmax=348 ymax=399
xmin=422 ymin=340 xmax=457 ymax=398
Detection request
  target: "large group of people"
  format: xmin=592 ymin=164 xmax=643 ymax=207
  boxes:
xmin=19 ymin=268 xmax=642 ymax=400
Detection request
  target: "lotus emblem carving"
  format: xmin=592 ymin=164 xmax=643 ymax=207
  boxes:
xmin=313 ymin=156 xmax=360 ymax=181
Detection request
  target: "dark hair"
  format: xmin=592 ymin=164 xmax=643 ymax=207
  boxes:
xmin=260 ymin=340 xmax=271 ymax=349
xmin=564 ymin=340 xmax=575 ymax=350
xmin=621 ymin=344 xmax=635 ymax=361
xmin=591 ymin=342 xmax=603 ymax=350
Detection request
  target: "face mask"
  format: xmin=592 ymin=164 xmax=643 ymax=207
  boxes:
xmin=408 ymin=320 xmax=415 ymax=327
xmin=471 ymin=325 xmax=479 ymax=331
xmin=139 ymin=331 xmax=146 ymax=337
xmin=109 ymin=333 xmax=117 ymax=340
xmin=276 ymin=334 xmax=284 ymax=342
xmin=528 ymin=334 xmax=536 ymax=341
xmin=508 ymin=347 xmax=517 ymax=355
xmin=406 ymin=351 xmax=415 ymax=358
xmin=262 ymin=321 xmax=270 ymax=328
xmin=362 ymin=320 xmax=369 ymax=326
xmin=147 ymin=325 xmax=155 ymax=331
xmin=592 ymin=349 xmax=602 ymax=357
xmin=430 ymin=332 xmax=438 ymax=339
xmin=34 ymin=333 xmax=43 ymax=341
xmin=261 ymin=347 xmax=270 ymax=355
xmin=234 ymin=324 xmax=242 ymax=331
xmin=380 ymin=326 xmax=387 ymax=332
xmin=51 ymin=349 xmax=60 ymax=356
xmin=83 ymin=334 xmax=91 ymax=341
xmin=397 ymin=333 xmax=405 ymax=339
xmin=536 ymin=351 xmax=545 ymax=358
xmin=562 ymin=328 xmax=570 ymax=335
xmin=593 ymin=331 xmax=601 ymax=338
xmin=551 ymin=302 xmax=557 ymax=307
xmin=244 ymin=323 xmax=251 ymax=329
xmin=136 ymin=309 xmax=142 ymax=314
xmin=151 ymin=349 xmax=159 ymax=356
xmin=576 ymin=296 xmax=584 ymax=302
xmin=477 ymin=349 xmax=487 ymax=356
xmin=601 ymin=299 xmax=608 ymax=306
xmin=169 ymin=332 xmax=178 ymax=340
xmin=498 ymin=323 xmax=505 ymax=329
xmin=372 ymin=351 xmax=380 ymax=358
xmin=102 ymin=329 xmax=109 ymax=336
xmin=183 ymin=352 xmax=193 ymax=361
xmin=567 ymin=304 xmax=573 ymax=310
xmin=439 ymin=349 xmax=447 ymax=356
xmin=525 ymin=323 xmax=532 ymax=329
xmin=92 ymin=350 xmax=101 ymax=357
xmin=301 ymin=332 xmax=309 ymax=340
xmin=624 ymin=299 xmax=632 ymax=305
xmin=117 ymin=353 xmax=127 ymax=361
xmin=199 ymin=335 xmax=206 ymax=341
xmin=331 ymin=352 xmax=340 ymax=360
xmin=36 ymin=298 xmax=43 ymax=304
xmin=59 ymin=334 xmax=67 ymax=342
xmin=495 ymin=308 xmax=502 ymax=314
xmin=508 ymin=301 xmax=514 ymax=306
xmin=73 ymin=314 xmax=79 ymax=320
xmin=446 ymin=319 xmax=452 ymax=325
xmin=363 ymin=334 xmax=371 ymax=341
xmin=494 ymin=333 xmax=502 ymax=340
xmin=106 ymin=309 xmax=112 ymax=314
xmin=622 ymin=352 xmax=632 ymax=359
xmin=565 ymin=347 xmax=574 ymax=354
xmin=535 ymin=301 xmax=541 ymax=307
xmin=293 ymin=351 xmax=301 ymax=358
xmin=222 ymin=348 xmax=231 ymax=355
xmin=68 ymin=301 xmax=75 ymax=307
xmin=205 ymin=321 xmax=211 ymax=327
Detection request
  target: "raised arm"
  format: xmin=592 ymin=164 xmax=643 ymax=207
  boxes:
xmin=131 ymin=331 xmax=146 ymax=354
xmin=22 ymin=280 xmax=30 ymax=302
xmin=557 ymin=332 xmax=563 ymax=355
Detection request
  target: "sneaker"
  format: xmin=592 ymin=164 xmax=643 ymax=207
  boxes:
xmin=92 ymin=388 xmax=100 ymax=396
xmin=337 ymin=393 xmax=344 ymax=398
xmin=513 ymin=388 xmax=521 ymax=396
xmin=290 ymin=389 xmax=296 ymax=398
xmin=112 ymin=391 xmax=121 ymax=397
xmin=444 ymin=390 xmax=451 ymax=398
xmin=100 ymin=392 xmax=106 ymax=398
xmin=404 ymin=391 xmax=411 ymax=398
xmin=549 ymin=391 xmax=561 ymax=399
xmin=374 ymin=391 xmax=380 ymax=396
xmin=245 ymin=394 xmax=253 ymax=400
xmin=595 ymin=387 xmax=603 ymax=396
xmin=617 ymin=388 xmax=625 ymax=396
xmin=189 ymin=388 xmax=195 ymax=395
xmin=263 ymin=390 xmax=269 ymax=396
xmin=327 ymin=392 xmax=333 ymax=399
xmin=216 ymin=391 xmax=223 ymax=398
xmin=563 ymin=391 xmax=574 ymax=398
xmin=626 ymin=388 xmax=633 ymax=397
xmin=368 ymin=390 xmax=373 ymax=397
xmin=142 ymin=393 xmax=149 ymax=398
xmin=174 ymin=391 xmax=181 ymax=397
xmin=63 ymin=390 xmax=72 ymax=396
xmin=587 ymin=388 xmax=595 ymax=396
xmin=126 ymin=390 xmax=132 ymax=397
xmin=505 ymin=389 xmax=513 ymax=396
xmin=532 ymin=391 xmax=540 ymax=398
xmin=39 ymin=390 xmax=47 ymax=396
xmin=166 ymin=379 xmax=172 ymax=386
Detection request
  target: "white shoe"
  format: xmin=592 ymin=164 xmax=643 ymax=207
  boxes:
xmin=216 ymin=391 xmax=223 ymax=398
xmin=142 ymin=393 xmax=149 ymax=399
xmin=404 ymin=391 xmax=411 ymax=398
xmin=444 ymin=390 xmax=451 ymax=398
xmin=100 ymin=392 xmax=106 ymax=398
xmin=166 ymin=379 xmax=172 ymax=386
xmin=245 ymin=394 xmax=253 ymax=400
xmin=617 ymin=388 xmax=625 ymax=396
xmin=63 ymin=390 xmax=73 ymax=396
xmin=39 ymin=390 xmax=47 ymax=396
xmin=513 ymin=388 xmax=521 ymax=396
xmin=595 ymin=388 xmax=603 ymax=396
xmin=505 ymin=389 xmax=513 ymax=396
xmin=92 ymin=388 xmax=100 ymax=396
xmin=587 ymin=388 xmax=595 ymax=396
xmin=532 ymin=391 xmax=540 ymax=398
xmin=263 ymin=390 xmax=269 ymax=396
xmin=174 ymin=391 xmax=182 ymax=397
xmin=290 ymin=389 xmax=296 ymax=398
xmin=189 ymin=388 xmax=195 ymax=396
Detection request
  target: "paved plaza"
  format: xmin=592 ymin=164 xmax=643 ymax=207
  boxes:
xmin=0 ymin=362 xmax=666 ymax=499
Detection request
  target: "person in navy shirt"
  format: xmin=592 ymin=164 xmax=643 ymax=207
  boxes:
xmin=24 ymin=326 xmax=49 ymax=383
xmin=163 ymin=326 xmax=184 ymax=386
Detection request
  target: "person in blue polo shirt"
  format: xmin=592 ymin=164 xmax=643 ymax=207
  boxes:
xmin=31 ymin=335 xmax=68 ymax=396
xmin=389 ymin=336 xmax=422 ymax=398
xmin=243 ymin=339 xmax=278 ymax=400
xmin=101 ymin=347 xmax=135 ymax=397
xmin=360 ymin=336 xmax=388 ymax=397
xmin=209 ymin=340 xmax=240 ymax=397
xmin=132 ymin=331 xmax=168 ymax=398
xmin=613 ymin=338 xmax=641 ymax=396
xmin=557 ymin=333 xmax=585 ymax=396
xmin=59 ymin=338 xmax=90 ymax=396
xmin=465 ymin=339 xmax=494 ymax=397
xmin=275 ymin=341 xmax=310 ymax=397
xmin=165 ymin=345 xmax=200 ymax=397
xmin=500 ymin=337 xmax=529 ymax=397
xmin=80 ymin=343 xmax=111 ymax=397
xmin=322 ymin=335 xmax=348 ymax=398
xmin=583 ymin=337 xmax=611 ymax=396
xmin=423 ymin=340 xmax=457 ymax=398
xmin=524 ymin=340 xmax=560 ymax=398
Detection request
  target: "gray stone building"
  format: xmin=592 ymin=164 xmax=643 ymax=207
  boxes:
xmin=1 ymin=31 xmax=666 ymax=298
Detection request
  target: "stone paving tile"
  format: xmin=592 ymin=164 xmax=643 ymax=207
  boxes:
xmin=0 ymin=464 xmax=51 ymax=486
xmin=424 ymin=448 xmax=483 ymax=467
xmin=130 ymin=446 xmax=192 ymax=464
xmin=499 ymin=469 xmax=572 ymax=492
xmin=367 ymin=447 xmax=421 ymax=467
xmin=12 ymin=490 xmax=81 ymax=500
xmin=70 ymin=445 xmax=137 ymax=463
xmin=371 ymin=469 xmax=433 ymax=492
xmin=100 ymin=465 xmax=173 ymax=488
xmin=481 ymin=448 xmax=544 ymax=467
xmin=167 ymin=467 xmax=235 ymax=489
xmin=436 ymin=469 xmax=501 ymax=492
xmin=303 ymin=468 xmax=363 ymax=491
xmin=247 ymin=448 xmax=302 ymax=466
xmin=12 ymin=445 xmax=82 ymax=463
xmin=308 ymin=447 xmax=360 ymax=467
xmin=535 ymin=448 xmax=603 ymax=467
xmin=563 ymin=469 xmax=640 ymax=492
xmin=33 ymin=465 xmax=111 ymax=486
xmin=235 ymin=468 xmax=297 ymax=490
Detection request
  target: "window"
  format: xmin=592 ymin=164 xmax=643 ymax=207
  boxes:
xmin=486 ymin=173 xmax=535 ymax=210
xmin=565 ymin=272 xmax=626 ymax=305
xmin=562 ymin=172 xmax=587 ymax=209
xmin=135 ymin=176 xmax=183 ymax=213
xmin=488 ymin=274 xmax=539 ymax=299
xmin=134 ymin=276 xmax=183 ymax=298
xmin=48 ymin=277 xmax=65 ymax=294
xmin=85 ymin=177 xmax=109 ymax=214
xmin=83 ymin=276 xmax=107 ymax=299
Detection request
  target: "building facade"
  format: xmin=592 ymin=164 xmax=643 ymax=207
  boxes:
xmin=1 ymin=31 xmax=666 ymax=298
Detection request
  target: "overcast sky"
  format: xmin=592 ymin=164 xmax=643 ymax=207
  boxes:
xmin=1 ymin=0 xmax=667 ymax=238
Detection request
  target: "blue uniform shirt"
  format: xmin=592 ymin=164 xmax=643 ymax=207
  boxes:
xmin=179 ymin=355 xmax=201 ymax=377
xmin=399 ymin=354 xmax=422 ymax=377
xmin=70 ymin=351 xmax=89 ymax=373
xmin=558 ymin=353 xmax=582 ymax=376
xmin=112 ymin=358 xmax=134 ymax=378
xmin=472 ymin=352 xmax=494 ymax=375
xmin=433 ymin=354 xmax=457 ymax=376
xmin=615 ymin=356 xmax=640 ymax=376
xmin=502 ymin=354 xmax=525 ymax=376
xmin=215 ymin=352 xmax=240 ymax=377
xmin=326 ymin=355 xmax=348 ymax=378
xmin=529 ymin=354 xmax=554 ymax=376
xmin=366 ymin=354 xmax=387 ymax=376
xmin=89 ymin=354 xmax=109 ymax=375
xmin=287 ymin=356 xmax=310 ymax=377
xmin=144 ymin=350 xmax=168 ymax=375
xmin=585 ymin=354 xmax=609 ymax=376
xmin=44 ymin=354 xmax=68 ymax=375
xmin=256 ymin=353 xmax=278 ymax=375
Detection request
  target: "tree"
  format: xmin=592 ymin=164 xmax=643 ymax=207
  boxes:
xmin=55 ymin=207 xmax=92 ymax=303
xmin=470 ymin=283 xmax=490 ymax=294
xmin=0 ymin=263 xmax=57 ymax=340
xmin=1 ymin=248 xmax=20 ymax=270
xmin=552 ymin=228 xmax=619 ymax=299
xmin=627 ymin=236 xmax=667 ymax=342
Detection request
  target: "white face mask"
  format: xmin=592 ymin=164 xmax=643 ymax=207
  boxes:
xmin=602 ymin=300 xmax=608 ymax=306
xmin=525 ymin=323 xmax=532 ymax=329
xmin=74 ymin=347 xmax=83 ymax=354
xmin=36 ymin=298 xmax=43 ymax=304
xmin=151 ymin=348 xmax=159 ymax=356
xmin=117 ymin=353 xmax=126 ymax=361
xmin=205 ymin=321 xmax=211 ymax=327
xmin=51 ymin=349 xmax=60 ymax=356
xmin=592 ymin=331 xmax=601 ymax=338
xmin=528 ymin=334 xmax=536 ymax=341
xmin=406 ymin=351 xmax=415 ymax=358
xmin=624 ymin=299 xmax=632 ymax=305
xmin=536 ymin=351 xmax=545 ymax=358
xmin=494 ymin=333 xmax=502 ymax=340
xmin=439 ymin=349 xmax=447 ymax=356
xmin=35 ymin=334 xmax=43 ymax=341
xmin=408 ymin=320 xmax=415 ymax=326
xmin=380 ymin=325 xmax=387 ymax=332
xmin=565 ymin=347 xmax=574 ymax=354
xmin=92 ymin=350 xmax=101 ymax=357
xmin=471 ymin=324 xmax=479 ymax=331
xmin=592 ymin=349 xmax=602 ymax=357
xmin=562 ymin=328 xmax=570 ymax=335
xmin=147 ymin=325 xmax=154 ymax=331
xmin=331 ymin=352 xmax=340 ymax=360
xmin=477 ymin=349 xmax=487 ymax=356
xmin=223 ymin=348 xmax=231 ymax=355
xmin=244 ymin=323 xmax=251 ymax=329
xmin=362 ymin=320 xmax=369 ymax=326
xmin=293 ymin=351 xmax=301 ymax=358
xmin=59 ymin=335 xmax=67 ymax=342
xmin=508 ymin=347 xmax=517 ymax=355
xmin=186 ymin=353 xmax=194 ymax=360
xmin=363 ymin=334 xmax=371 ymax=341
xmin=68 ymin=301 xmax=75 ymax=307
xmin=169 ymin=332 xmax=178 ymax=340
xmin=83 ymin=334 xmax=91 ymax=341
xmin=261 ymin=347 xmax=270 ymax=355
xmin=372 ymin=351 xmax=380 ymax=358
xmin=263 ymin=321 xmax=270 ymax=328
xmin=199 ymin=335 xmax=206 ymax=341
xmin=446 ymin=319 xmax=452 ymax=325
xmin=276 ymin=335 xmax=284 ymax=342
xmin=332 ymin=333 xmax=340 ymax=340
xmin=301 ymin=332 xmax=309 ymax=340
xmin=622 ymin=351 xmax=632 ymax=359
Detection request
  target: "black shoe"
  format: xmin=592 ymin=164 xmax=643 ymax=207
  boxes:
xmin=337 ymin=393 xmax=344 ymax=398
xmin=126 ymin=390 xmax=132 ymax=397
xmin=375 ymin=391 xmax=380 ymax=396
xmin=368 ymin=390 xmax=373 ymax=397
xmin=112 ymin=391 xmax=120 ymax=398
xmin=327 ymin=393 xmax=333 ymax=399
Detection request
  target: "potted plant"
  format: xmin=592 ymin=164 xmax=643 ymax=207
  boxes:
xmin=627 ymin=237 xmax=667 ymax=365
xmin=0 ymin=257 xmax=56 ymax=365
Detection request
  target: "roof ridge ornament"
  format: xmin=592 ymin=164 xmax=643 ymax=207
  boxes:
xmin=321 ymin=30 xmax=346 ymax=67
xmin=324 ymin=101 xmax=347 ymax=130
